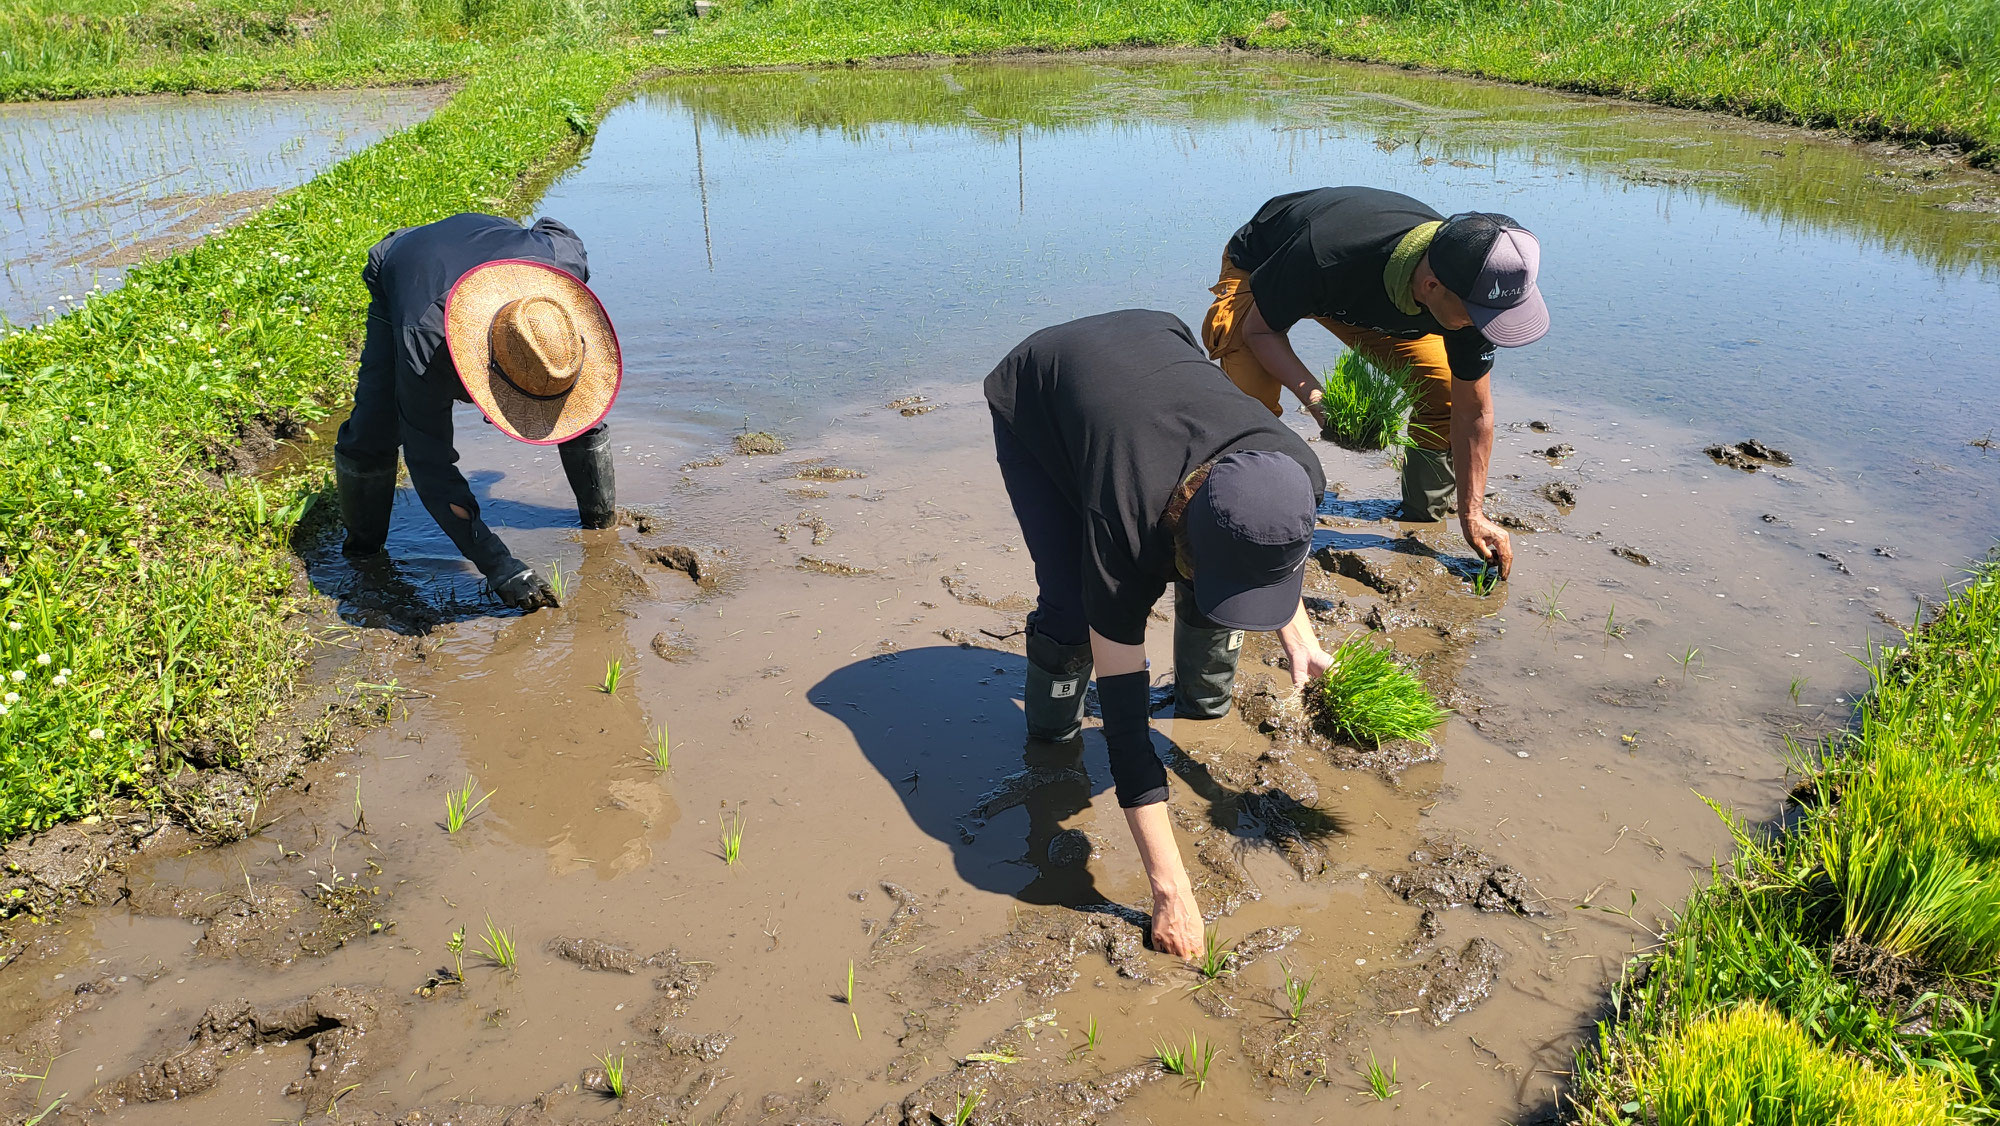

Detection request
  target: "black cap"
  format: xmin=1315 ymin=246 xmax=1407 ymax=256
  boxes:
xmin=1427 ymin=211 xmax=1549 ymax=347
xmin=1185 ymin=451 xmax=1316 ymax=632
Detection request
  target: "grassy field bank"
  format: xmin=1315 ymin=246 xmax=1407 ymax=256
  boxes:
xmin=1571 ymin=561 xmax=2000 ymax=1125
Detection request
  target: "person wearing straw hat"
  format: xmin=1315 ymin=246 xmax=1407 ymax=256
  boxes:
xmin=333 ymin=212 xmax=623 ymax=611
xmin=986 ymin=309 xmax=1331 ymax=960
xmin=1201 ymin=187 xmax=1548 ymax=580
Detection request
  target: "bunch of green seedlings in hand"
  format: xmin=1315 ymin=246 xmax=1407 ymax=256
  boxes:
xmin=443 ymin=776 xmax=493 ymax=833
xmin=1155 ymin=1031 xmax=1218 ymax=1093
xmin=1317 ymin=351 xmax=1429 ymax=451
xmin=1310 ymin=636 xmax=1448 ymax=746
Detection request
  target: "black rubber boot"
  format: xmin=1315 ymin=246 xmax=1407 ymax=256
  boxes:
xmin=1024 ymin=615 xmax=1093 ymax=742
xmin=559 ymin=426 xmax=617 ymax=530
xmin=335 ymin=452 xmax=397 ymax=558
xmin=1400 ymin=446 xmax=1456 ymax=522
xmin=1173 ymin=584 xmax=1243 ymax=719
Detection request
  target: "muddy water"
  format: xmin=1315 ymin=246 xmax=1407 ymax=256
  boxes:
xmin=0 ymin=87 xmax=450 ymax=327
xmin=5 ymin=55 xmax=2000 ymax=1125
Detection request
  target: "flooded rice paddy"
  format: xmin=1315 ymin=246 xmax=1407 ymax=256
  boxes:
xmin=1 ymin=87 xmax=450 ymax=327
xmin=4 ymin=55 xmax=1999 ymax=1125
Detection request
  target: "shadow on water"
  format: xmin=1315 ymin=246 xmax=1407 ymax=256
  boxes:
xmin=299 ymin=469 xmax=584 ymax=634
xmin=809 ymin=645 xmax=1345 ymax=918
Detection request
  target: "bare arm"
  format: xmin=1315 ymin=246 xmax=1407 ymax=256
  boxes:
xmin=1450 ymin=375 xmax=1513 ymax=577
xmin=1242 ymin=301 xmax=1327 ymax=420
xmin=1089 ymin=628 xmax=1204 ymax=961
xmin=1275 ymin=600 xmax=1334 ymax=690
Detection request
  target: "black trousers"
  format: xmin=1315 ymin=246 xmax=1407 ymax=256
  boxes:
xmin=991 ymin=412 xmax=1089 ymax=647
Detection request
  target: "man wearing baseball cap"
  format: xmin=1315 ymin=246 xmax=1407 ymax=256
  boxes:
xmin=333 ymin=212 xmax=623 ymax=611
xmin=1202 ymin=187 xmax=1548 ymax=577
xmin=986 ymin=309 xmax=1332 ymax=960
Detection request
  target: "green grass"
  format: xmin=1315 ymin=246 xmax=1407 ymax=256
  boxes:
xmin=950 ymin=1089 xmax=982 ymax=1126
xmin=442 ymin=775 xmax=492 ymax=833
xmin=1155 ymin=1031 xmax=1218 ymax=1093
xmin=476 ymin=913 xmax=516 ymax=970
xmin=1317 ymin=350 xmax=1425 ymax=452
xmin=1194 ymin=926 xmax=1235 ymax=982
xmin=1281 ymin=962 xmax=1315 ymax=1023
xmin=1308 ymin=635 xmax=1448 ymax=747
xmin=1571 ymin=559 xmax=2000 ymax=1124
xmin=1365 ymin=1052 xmax=1399 ymax=1100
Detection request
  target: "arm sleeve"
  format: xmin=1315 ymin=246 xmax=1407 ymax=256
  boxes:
xmin=1097 ymin=670 xmax=1168 ymax=807
xmin=397 ymin=350 xmax=525 ymax=582
xmin=1445 ymin=328 xmax=1496 ymax=381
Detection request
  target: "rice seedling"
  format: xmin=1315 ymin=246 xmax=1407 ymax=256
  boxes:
xmin=950 ymin=1089 xmax=983 ymax=1126
xmin=843 ymin=959 xmax=862 ymax=1039
xmin=1469 ymin=559 xmax=1498 ymax=596
xmin=446 ymin=924 xmax=466 ymax=980
xmin=599 ymin=658 xmax=622 ymax=696
xmin=1671 ymin=645 xmax=1704 ymax=683
xmin=1155 ymin=1031 xmax=1218 ymax=1093
xmin=648 ymin=723 xmax=671 ymax=772
xmin=1281 ymin=961 xmax=1316 ymax=1022
xmin=1537 ymin=578 xmax=1570 ymax=627
xmin=1619 ymin=1003 xmax=1952 ymax=1126
xmin=1316 ymin=351 xmax=1427 ymax=452
xmin=351 ymin=781 xmax=367 ymax=833
xmin=476 ymin=915 xmax=516 ymax=971
xmin=443 ymin=776 xmax=493 ymax=833
xmin=595 ymin=1052 xmax=625 ymax=1099
xmin=1603 ymin=602 xmax=1628 ymax=641
xmin=1310 ymin=635 xmax=1449 ymax=747
xmin=1365 ymin=1052 xmax=1399 ymax=1099
xmin=1789 ymin=676 xmax=1809 ymax=705
xmin=1194 ymin=926 xmax=1235 ymax=982
xmin=547 ymin=560 xmax=570 ymax=603
xmin=719 ymin=810 xmax=745 ymax=866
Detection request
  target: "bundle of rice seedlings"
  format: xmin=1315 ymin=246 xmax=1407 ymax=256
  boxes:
xmin=1317 ymin=351 xmax=1428 ymax=452
xmin=1309 ymin=635 xmax=1447 ymax=746
xmin=1617 ymin=1003 xmax=1953 ymax=1126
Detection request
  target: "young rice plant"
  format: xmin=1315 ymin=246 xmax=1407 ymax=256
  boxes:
xmin=1317 ymin=351 xmax=1427 ymax=452
xmin=443 ymin=776 xmax=493 ymax=833
xmin=1311 ymin=636 xmax=1448 ymax=747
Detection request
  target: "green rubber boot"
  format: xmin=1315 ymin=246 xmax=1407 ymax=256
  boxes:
xmin=1400 ymin=446 xmax=1456 ymax=522
xmin=1173 ymin=584 xmax=1243 ymax=719
xmin=1024 ymin=616 xmax=1093 ymax=742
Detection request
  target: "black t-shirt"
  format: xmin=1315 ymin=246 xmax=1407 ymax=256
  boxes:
xmin=1224 ymin=186 xmax=1494 ymax=381
xmin=984 ymin=309 xmax=1327 ymax=646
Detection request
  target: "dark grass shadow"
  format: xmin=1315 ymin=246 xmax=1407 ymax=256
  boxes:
xmin=810 ymin=646 xmax=1348 ymax=916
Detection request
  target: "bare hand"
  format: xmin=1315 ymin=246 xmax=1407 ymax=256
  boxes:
xmin=1148 ymin=884 xmax=1205 ymax=961
xmin=1461 ymin=512 xmax=1514 ymax=579
xmin=1280 ymin=632 xmax=1334 ymax=692
xmin=1304 ymin=390 xmax=1335 ymax=438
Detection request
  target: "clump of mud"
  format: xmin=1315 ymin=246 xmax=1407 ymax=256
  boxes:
xmin=798 ymin=555 xmax=874 ymax=576
xmin=941 ymin=573 xmax=1035 ymax=613
xmin=734 ymin=431 xmax=787 ymax=455
xmin=651 ymin=629 xmax=698 ymax=661
xmin=793 ymin=462 xmax=867 ymax=481
xmin=886 ymin=394 xmax=938 ymax=417
xmin=1538 ymin=443 xmax=1576 ymax=461
xmin=1828 ymin=935 xmax=1993 ymax=1024
xmin=617 ymin=507 xmax=660 ymax=534
xmin=875 ymin=1057 xmax=1160 ymax=1126
xmin=1385 ymin=837 xmax=1545 ymax=918
xmin=1380 ymin=936 xmax=1507 ymax=1025
xmin=1706 ymin=438 xmax=1792 ymax=471
xmin=681 ymin=453 xmax=726 ymax=470
xmin=1313 ymin=547 xmax=1434 ymax=603
xmin=1537 ymin=481 xmax=1578 ymax=510
xmin=777 ymin=510 xmax=832 ymax=544
xmin=205 ymin=407 xmax=310 ymax=476
xmin=123 ymin=878 xmax=387 ymax=965
xmin=642 ymin=544 xmax=730 ymax=589
xmin=1235 ymin=671 xmax=1439 ymax=777
xmin=1611 ymin=545 xmax=1654 ymax=566
xmin=96 ymin=985 xmax=405 ymax=1109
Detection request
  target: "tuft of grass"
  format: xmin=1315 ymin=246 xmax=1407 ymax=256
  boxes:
xmin=1316 ymin=351 xmax=1427 ymax=452
xmin=476 ymin=914 xmax=516 ymax=971
xmin=950 ymin=1089 xmax=983 ymax=1126
xmin=719 ymin=809 xmax=745 ymax=866
xmin=1081 ymin=1014 xmax=1100 ymax=1052
xmin=1672 ymin=645 xmax=1705 ymax=683
xmin=1790 ymin=676 xmax=1810 ymax=705
xmin=547 ymin=560 xmax=571 ymax=603
xmin=599 ymin=658 xmax=622 ymax=696
xmin=1309 ymin=635 xmax=1448 ymax=747
xmin=1155 ymin=1031 xmax=1218 ymax=1093
xmin=1470 ymin=559 xmax=1498 ymax=596
xmin=1604 ymin=601 xmax=1628 ymax=641
xmin=1617 ymin=1003 xmax=1952 ymax=1126
xmin=1281 ymin=961 xmax=1316 ymax=1022
xmin=443 ymin=776 xmax=493 ymax=833
xmin=1537 ymin=578 xmax=1570 ymax=627
xmin=1365 ymin=1052 xmax=1399 ymax=1100
xmin=595 ymin=1052 xmax=626 ymax=1099
xmin=1194 ymin=925 xmax=1235 ymax=982
xmin=647 ymin=722 xmax=672 ymax=772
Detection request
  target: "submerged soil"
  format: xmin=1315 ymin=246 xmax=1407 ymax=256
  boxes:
xmin=0 ymin=379 xmax=1971 ymax=1125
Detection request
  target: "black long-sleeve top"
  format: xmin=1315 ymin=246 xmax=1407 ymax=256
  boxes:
xmin=353 ymin=213 xmax=589 ymax=578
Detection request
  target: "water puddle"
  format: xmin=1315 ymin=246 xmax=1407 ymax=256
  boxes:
xmin=4 ymin=54 xmax=1999 ymax=1125
xmin=0 ymin=87 xmax=450 ymax=326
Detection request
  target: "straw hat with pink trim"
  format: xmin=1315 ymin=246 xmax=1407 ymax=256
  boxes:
xmin=444 ymin=258 xmax=622 ymax=445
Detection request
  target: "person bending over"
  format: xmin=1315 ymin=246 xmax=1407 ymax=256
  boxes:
xmin=1203 ymin=186 xmax=1550 ymax=578
xmin=334 ymin=212 xmax=622 ymax=611
xmin=985 ymin=309 xmax=1332 ymax=960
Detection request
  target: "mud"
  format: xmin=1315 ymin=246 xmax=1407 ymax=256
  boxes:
xmin=124 ymin=878 xmax=388 ymax=964
xmin=886 ymin=394 xmax=939 ymax=417
xmin=642 ymin=543 xmax=732 ymax=589
xmin=206 ymin=407 xmax=312 ymax=476
xmin=1611 ymin=545 xmax=1654 ymax=566
xmin=1705 ymin=439 xmax=1794 ymax=471
xmin=1381 ymin=937 xmax=1508 ymax=1026
xmin=734 ymin=431 xmax=787 ymax=455
xmin=1386 ymin=837 xmax=1546 ymax=918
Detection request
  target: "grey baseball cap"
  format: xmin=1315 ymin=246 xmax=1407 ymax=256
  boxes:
xmin=1430 ymin=212 xmax=1549 ymax=348
xmin=1185 ymin=450 xmax=1317 ymax=632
